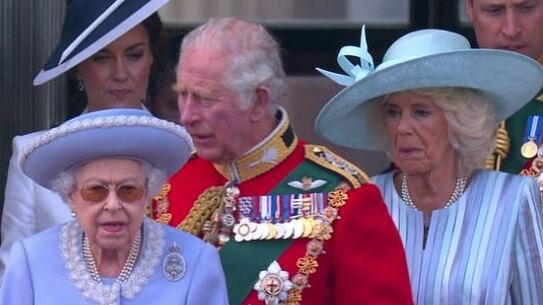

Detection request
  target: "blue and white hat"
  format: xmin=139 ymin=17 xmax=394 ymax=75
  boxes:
xmin=33 ymin=0 xmax=169 ymax=86
xmin=315 ymin=27 xmax=543 ymax=150
xmin=21 ymin=109 xmax=193 ymax=189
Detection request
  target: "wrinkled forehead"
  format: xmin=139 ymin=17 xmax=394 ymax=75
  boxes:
xmin=73 ymin=157 xmax=147 ymax=181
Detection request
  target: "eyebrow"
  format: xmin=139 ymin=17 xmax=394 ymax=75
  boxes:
xmin=97 ymin=42 xmax=147 ymax=54
xmin=78 ymin=176 xmax=144 ymax=185
xmin=175 ymin=82 xmax=221 ymax=97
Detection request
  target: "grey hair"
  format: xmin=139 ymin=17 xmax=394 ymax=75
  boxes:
xmin=180 ymin=17 xmax=286 ymax=114
xmin=51 ymin=159 xmax=168 ymax=204
xmin=368 ymin=87 xmax=496 ymax=177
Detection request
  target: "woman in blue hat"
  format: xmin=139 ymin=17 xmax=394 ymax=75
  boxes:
xmin=0 ymin=109 xmax=229 ymax=305
xmin=0 ymin=0 xmax=170 ymax=280
xmin=316 ymin=28 xmax=543 ymax=304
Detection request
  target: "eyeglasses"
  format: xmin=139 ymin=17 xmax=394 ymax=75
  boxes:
xmin=78 ymin=183 xmax=146 ymax=203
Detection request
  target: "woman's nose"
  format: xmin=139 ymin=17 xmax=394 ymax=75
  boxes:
xmin=102 ymin=190 xmax=122 ymax=211
xmin=397 ymin=113 xmax=413 ymax=133
xmin=112 ymin=58 xmax=129 ymax=81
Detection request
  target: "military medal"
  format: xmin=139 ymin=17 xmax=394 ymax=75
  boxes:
xmin=521 ymin=115 xmax=542 ymax=158
xmin=234 ymin=218 xmax=257 ymax=242
xmin=233 ymin=192 xmax=330 ymax=242
xmin=282 ymin=222 xmax=294 ymax=239
xmin=162 ymin=243 xmax=186 ymax=281
xmin=521 ymin=140 xmax=538 ymax=158
xmin=301 ymin=218 xmax=314 ymax=238
xmin=255 ymin=222 xmax=269 ymax=240
xmin=274 ymin=222 xmax=285 ymax=239
xmin=291 ymin=219 xmax=304 ymax=239
xmin=266 ymin=223 xmax=278 ymax=240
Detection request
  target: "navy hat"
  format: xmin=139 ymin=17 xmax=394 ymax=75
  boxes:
xmin=33 ymin=0 xmax=169 ymax=86
xmin=21 ymin=109 xmax=193 ymax=189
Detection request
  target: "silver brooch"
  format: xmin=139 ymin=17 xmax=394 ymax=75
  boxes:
xmin=162 ymin=242 xmax=186 ymax=281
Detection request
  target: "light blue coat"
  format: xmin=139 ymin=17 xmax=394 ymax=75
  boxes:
xmin=0 ymin=220 xmax=229 ymax=305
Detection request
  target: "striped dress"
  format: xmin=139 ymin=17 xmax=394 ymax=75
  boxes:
xmin=372 ymin=170 xmax=543 ymax=305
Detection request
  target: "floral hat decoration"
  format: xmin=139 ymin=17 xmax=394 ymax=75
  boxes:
xmin=315 ymin=26 xmax=543 ymax=150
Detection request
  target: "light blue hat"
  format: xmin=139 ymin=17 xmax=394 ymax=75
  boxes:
xmin=21 ymin=109 xmax=193 ymax=189
xmin=315 ymin=27 xmax=543 ymax=150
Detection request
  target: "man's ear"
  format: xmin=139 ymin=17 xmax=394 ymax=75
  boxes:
xmin=465 ymin=0 xmax=475 ymax=23
xmin=250 ymin=85 xmax=271 ymax=122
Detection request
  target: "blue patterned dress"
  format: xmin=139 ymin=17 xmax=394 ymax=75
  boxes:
xmin=372 ymin=170 xmax=543 ymax=305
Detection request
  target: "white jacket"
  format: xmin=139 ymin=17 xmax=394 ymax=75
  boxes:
xmin=0 ymin=132 xmax=71 ymax=281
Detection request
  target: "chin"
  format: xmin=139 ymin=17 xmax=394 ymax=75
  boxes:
xmin=195 ymin=147 xmax=223 ymax=163
xmin=95 ymin=238 xmax=131 ymax=252
xmin=397 ymin=163 xmax=431 ymax=175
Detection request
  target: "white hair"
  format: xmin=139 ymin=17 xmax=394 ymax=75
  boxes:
xmin=51 ymin=159 xmax=168 ymax=204
xmin=369 ymin=87 xmax=497 ymax=176
xmin=180 ymin=18 xmax=286 ymax=114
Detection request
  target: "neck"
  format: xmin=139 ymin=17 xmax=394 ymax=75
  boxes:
xmin=400 ymin=160 xmax=461 ymax=216
xmin=236 ymin=113 xmax=277 ymax=160
xmin=214 ymin=107 xmax=298 ymax=182
xmin=86 ymin=102 xmax=144 ymax=112
xmin=92 ymin=247 xmax=130 ymax=277
xmin=85 ymin=230 xmax=141 ymax=279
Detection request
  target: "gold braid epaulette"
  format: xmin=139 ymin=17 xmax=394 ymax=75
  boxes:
xmin=178 ymin=186 xmax=224 ymax=235
xmin=304 ymin=144 xmax=369 ymax=188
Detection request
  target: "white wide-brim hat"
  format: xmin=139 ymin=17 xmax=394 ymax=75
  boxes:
xmin=33 ymin=0 xmax=169 ymax=86
xmin=314 ymin=28 xmax=543 ymax=150
xmin=21 ymin=109 xmax=193 ymax=189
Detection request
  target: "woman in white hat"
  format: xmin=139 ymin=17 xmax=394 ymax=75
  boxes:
xmin=0 ymin=109 xmax=229 ymax=305
xmin=315 ymin=28 xmax=543 ymax=304
xmin=0 ymin=0 xmax=170 ymax=279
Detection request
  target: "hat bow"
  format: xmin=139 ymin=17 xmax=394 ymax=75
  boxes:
xmin=316 ymin=25 xmax=374 ymax=86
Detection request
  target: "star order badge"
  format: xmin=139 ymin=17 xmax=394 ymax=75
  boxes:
xmin=162 ymin=242 xmax=186 ymax=281
xmin=254 ymin=260 xmax=293 ymax=305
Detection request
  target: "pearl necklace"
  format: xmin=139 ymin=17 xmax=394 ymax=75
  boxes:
xmin=83 ymin=230 xmax=142 ymax=283
xmin=61 ymin=219 xmax=165 ymax=305
xmin=400 ymin=173 xmax=467 ymax=210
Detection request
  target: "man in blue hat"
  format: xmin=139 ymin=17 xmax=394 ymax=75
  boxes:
xmin=466 ymin=0 xmax=543 ymax=195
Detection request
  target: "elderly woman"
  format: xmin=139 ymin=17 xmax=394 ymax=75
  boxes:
xmin=315 ymin=29 xmax=543 ymax=304
xmin=0 ymin=109 xmax=229 ymax=305
xmin=1 ymin=0 xmax=170 ymax=279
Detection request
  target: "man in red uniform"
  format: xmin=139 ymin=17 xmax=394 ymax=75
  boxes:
xmin=152 ymin=17 xmax=413 ymax=305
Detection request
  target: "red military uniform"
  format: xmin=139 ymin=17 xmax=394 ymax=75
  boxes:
xmin=153 ymin=109 xmax=413 ymax=305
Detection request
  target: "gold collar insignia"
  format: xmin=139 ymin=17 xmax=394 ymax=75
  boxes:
xmin=214 ymin=107 xmax=298 ymax=182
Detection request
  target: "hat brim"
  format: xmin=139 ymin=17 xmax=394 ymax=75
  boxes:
xmin=315 ymin=49 xmax=543 ymax=150
xmin=22 ymin=109 xmax=192 ymax=189
xmin=33 ymin=0 xmax=168 ymax=86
